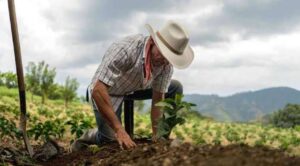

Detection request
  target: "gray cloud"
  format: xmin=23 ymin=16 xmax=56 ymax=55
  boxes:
xmin=40 ymin=0 xmax=300 ymax=67
xmin=190 ymin=0 xmax=300 ymax=45
xmin=42 ymin=0 xmax=172 ymax=44
xmin=38 ymin=0 xmax=176 ymax=69
xmin=53 ymin=41 xmax=111 ymax=69
xmin=2 ymin=0 xmax=300 ymax=96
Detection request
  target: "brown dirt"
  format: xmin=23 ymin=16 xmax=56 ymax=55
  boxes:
xmin=38 ymin=139 xmax=300 ymax=166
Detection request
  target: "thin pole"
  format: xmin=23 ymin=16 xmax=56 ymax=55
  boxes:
xmin=7 ymin=0 xmax=34 ymax=157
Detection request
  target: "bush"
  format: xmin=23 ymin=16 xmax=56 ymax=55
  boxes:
xmin=270 ymin=104 xmax=300 ymax=128
xmin=0 ymin=72 xmax=17 ymax=88
xmin=0 ymin=116 xmax=21 ymax=139
xmin=28 ymin=119 xmax=66 ymax=141
xmin=0 ymin=96 xmax=20 ymax=118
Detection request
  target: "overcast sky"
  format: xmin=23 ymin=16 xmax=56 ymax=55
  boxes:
xmin=1 ymin=0 xmax=300 ymax=96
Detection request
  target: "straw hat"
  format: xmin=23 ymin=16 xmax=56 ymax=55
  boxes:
xmin=145 ymin=20 xmax=194 ymax=69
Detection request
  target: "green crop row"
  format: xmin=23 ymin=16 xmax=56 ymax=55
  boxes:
xmin=1 ymin=91 xmax=300 ymax=156
xmin=134 ymin=113 xmax=300 ymax=155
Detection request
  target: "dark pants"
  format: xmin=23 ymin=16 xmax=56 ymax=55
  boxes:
xmin=92 ymin=79 xmax=183 ymax=144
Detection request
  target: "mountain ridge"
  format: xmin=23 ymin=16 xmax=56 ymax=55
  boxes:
xmin=183 ymin=87 xmax=300 ymax=122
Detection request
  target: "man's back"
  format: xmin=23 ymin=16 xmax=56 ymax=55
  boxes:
xmin=90 ymin=34 xmax=146 ymax=96
xmin=90 ymin=34 xmax=173 ymax=96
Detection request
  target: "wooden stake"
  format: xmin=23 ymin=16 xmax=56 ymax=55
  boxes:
xmin=7 ymin=0 xmax=34 ymax=157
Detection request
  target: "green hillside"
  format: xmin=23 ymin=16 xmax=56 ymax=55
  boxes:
xmin=184 ymin=87 xmax=300 ymax=122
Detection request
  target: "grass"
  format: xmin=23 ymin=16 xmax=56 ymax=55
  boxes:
xmin=0 ymin=86 xmax=19 ymax=98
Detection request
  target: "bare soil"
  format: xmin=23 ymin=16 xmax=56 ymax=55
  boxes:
xmin=37 ymin=139 xmax=300 ymax=166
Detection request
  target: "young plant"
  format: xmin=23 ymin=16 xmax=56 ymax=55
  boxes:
xmin=155 ymin=94 xmax=196 ymax=139
xmin=0 ymin=116 xmax=21 ymax=139
xmin=66 ymin=116 xmax=93 ymax=138
xmin=28 ymin=119 xmax=65 ymax=141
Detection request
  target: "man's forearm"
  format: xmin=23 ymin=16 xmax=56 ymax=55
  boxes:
xmin=92 ymin=81 xmax=136 ymax=149
xmin=151 ymin=105 xmax=162 ymax=135
xmin=151 ymin=91 xmax=165 ymax=136
xmin=92 ymin=81 xmax=123 ymax=132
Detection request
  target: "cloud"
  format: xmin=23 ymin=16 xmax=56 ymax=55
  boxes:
xmin=1 ymin=0 xmax=300 ymax=96
xmin=188 ymin=0 xmax=300 ymax=45
xmin=174 ymin=30 xmax=300 ymax=95
xmin=41 ymin=0 xmax=173 ymax=43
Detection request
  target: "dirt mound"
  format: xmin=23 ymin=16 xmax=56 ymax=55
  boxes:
xmin=39 ymin=139 xmax=300 ymax=166
xmin=101 ymin=141 xmax=300 ymax=166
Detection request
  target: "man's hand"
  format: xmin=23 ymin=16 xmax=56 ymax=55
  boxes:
xmin=92 ymin=81 xmax=136 ymax=150
xmin=115 ymin=128 xmax=136 ymax=149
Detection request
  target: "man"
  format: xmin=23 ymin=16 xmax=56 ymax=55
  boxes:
xmin=71 ymin=20 xmax=194 ymax=151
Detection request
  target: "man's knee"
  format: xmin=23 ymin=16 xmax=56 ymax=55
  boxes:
xmin=171 ymin=80 xmax=183 ymax=94
xmin=166 ymin=80 xmax=183 ymax=99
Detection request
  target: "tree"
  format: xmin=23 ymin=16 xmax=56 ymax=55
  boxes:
xmin=48 ymin=83 xmax=64 ymax=100
xmin=0 ymin=71 xmax=17 ymax=88
xmin=40 ymin=61 xmax=56 ymax=104
xmin=25 ymin=61 xmax=56 ymax=104
xmin=62 ymin=76 xmax=79 ymax=108
xmin=25 ymin=62 xmax=41 ymax=101
xmin=0 ymin=71 xmax=3 ymax=86
xmin=270 ymin=104 xmax=300 ymax=128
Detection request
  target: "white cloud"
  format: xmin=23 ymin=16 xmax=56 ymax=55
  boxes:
xmin=1 ymin=0 xmax=300 ymax=97
xmin=174 ymin=30 xmax=300 ymax=95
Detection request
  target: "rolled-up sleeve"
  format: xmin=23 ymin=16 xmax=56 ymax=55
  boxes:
xmin=152 ymin=65 xmax=174 ymax=93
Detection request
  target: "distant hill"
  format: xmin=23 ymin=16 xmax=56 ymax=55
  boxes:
xmin=183 ymin=87 xmax=300 ymax=122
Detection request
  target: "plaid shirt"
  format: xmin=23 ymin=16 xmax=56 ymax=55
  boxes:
xmin=89 ymin=34 xmax=173 ymax=111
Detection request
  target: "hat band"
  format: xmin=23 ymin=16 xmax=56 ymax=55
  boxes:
xmin=156 ymin=32 xmax=182 ymax=55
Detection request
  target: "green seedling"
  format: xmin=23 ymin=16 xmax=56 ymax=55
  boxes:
xmin=155 ymin=94 xmax=196 ymax=139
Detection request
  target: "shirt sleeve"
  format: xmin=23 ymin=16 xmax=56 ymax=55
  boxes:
xmin=152 ymin=65 xmax=174 ymax=93
xmin=97 ymin=43 xmax=132 ymax=87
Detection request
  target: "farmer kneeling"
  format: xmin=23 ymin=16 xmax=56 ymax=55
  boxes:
xmin=71 ymin=20 xmax=194 ymax=151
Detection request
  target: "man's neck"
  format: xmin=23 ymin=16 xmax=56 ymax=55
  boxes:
xmin=144 ymin=37 xmax=153 ymax=81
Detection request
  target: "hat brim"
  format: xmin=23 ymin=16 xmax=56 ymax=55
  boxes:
xmin=145 ymin=24 xmax=194 ymax=69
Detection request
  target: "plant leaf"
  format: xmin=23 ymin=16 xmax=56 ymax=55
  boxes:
xmin=155 ymin=101 xmax=174 ymax=110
